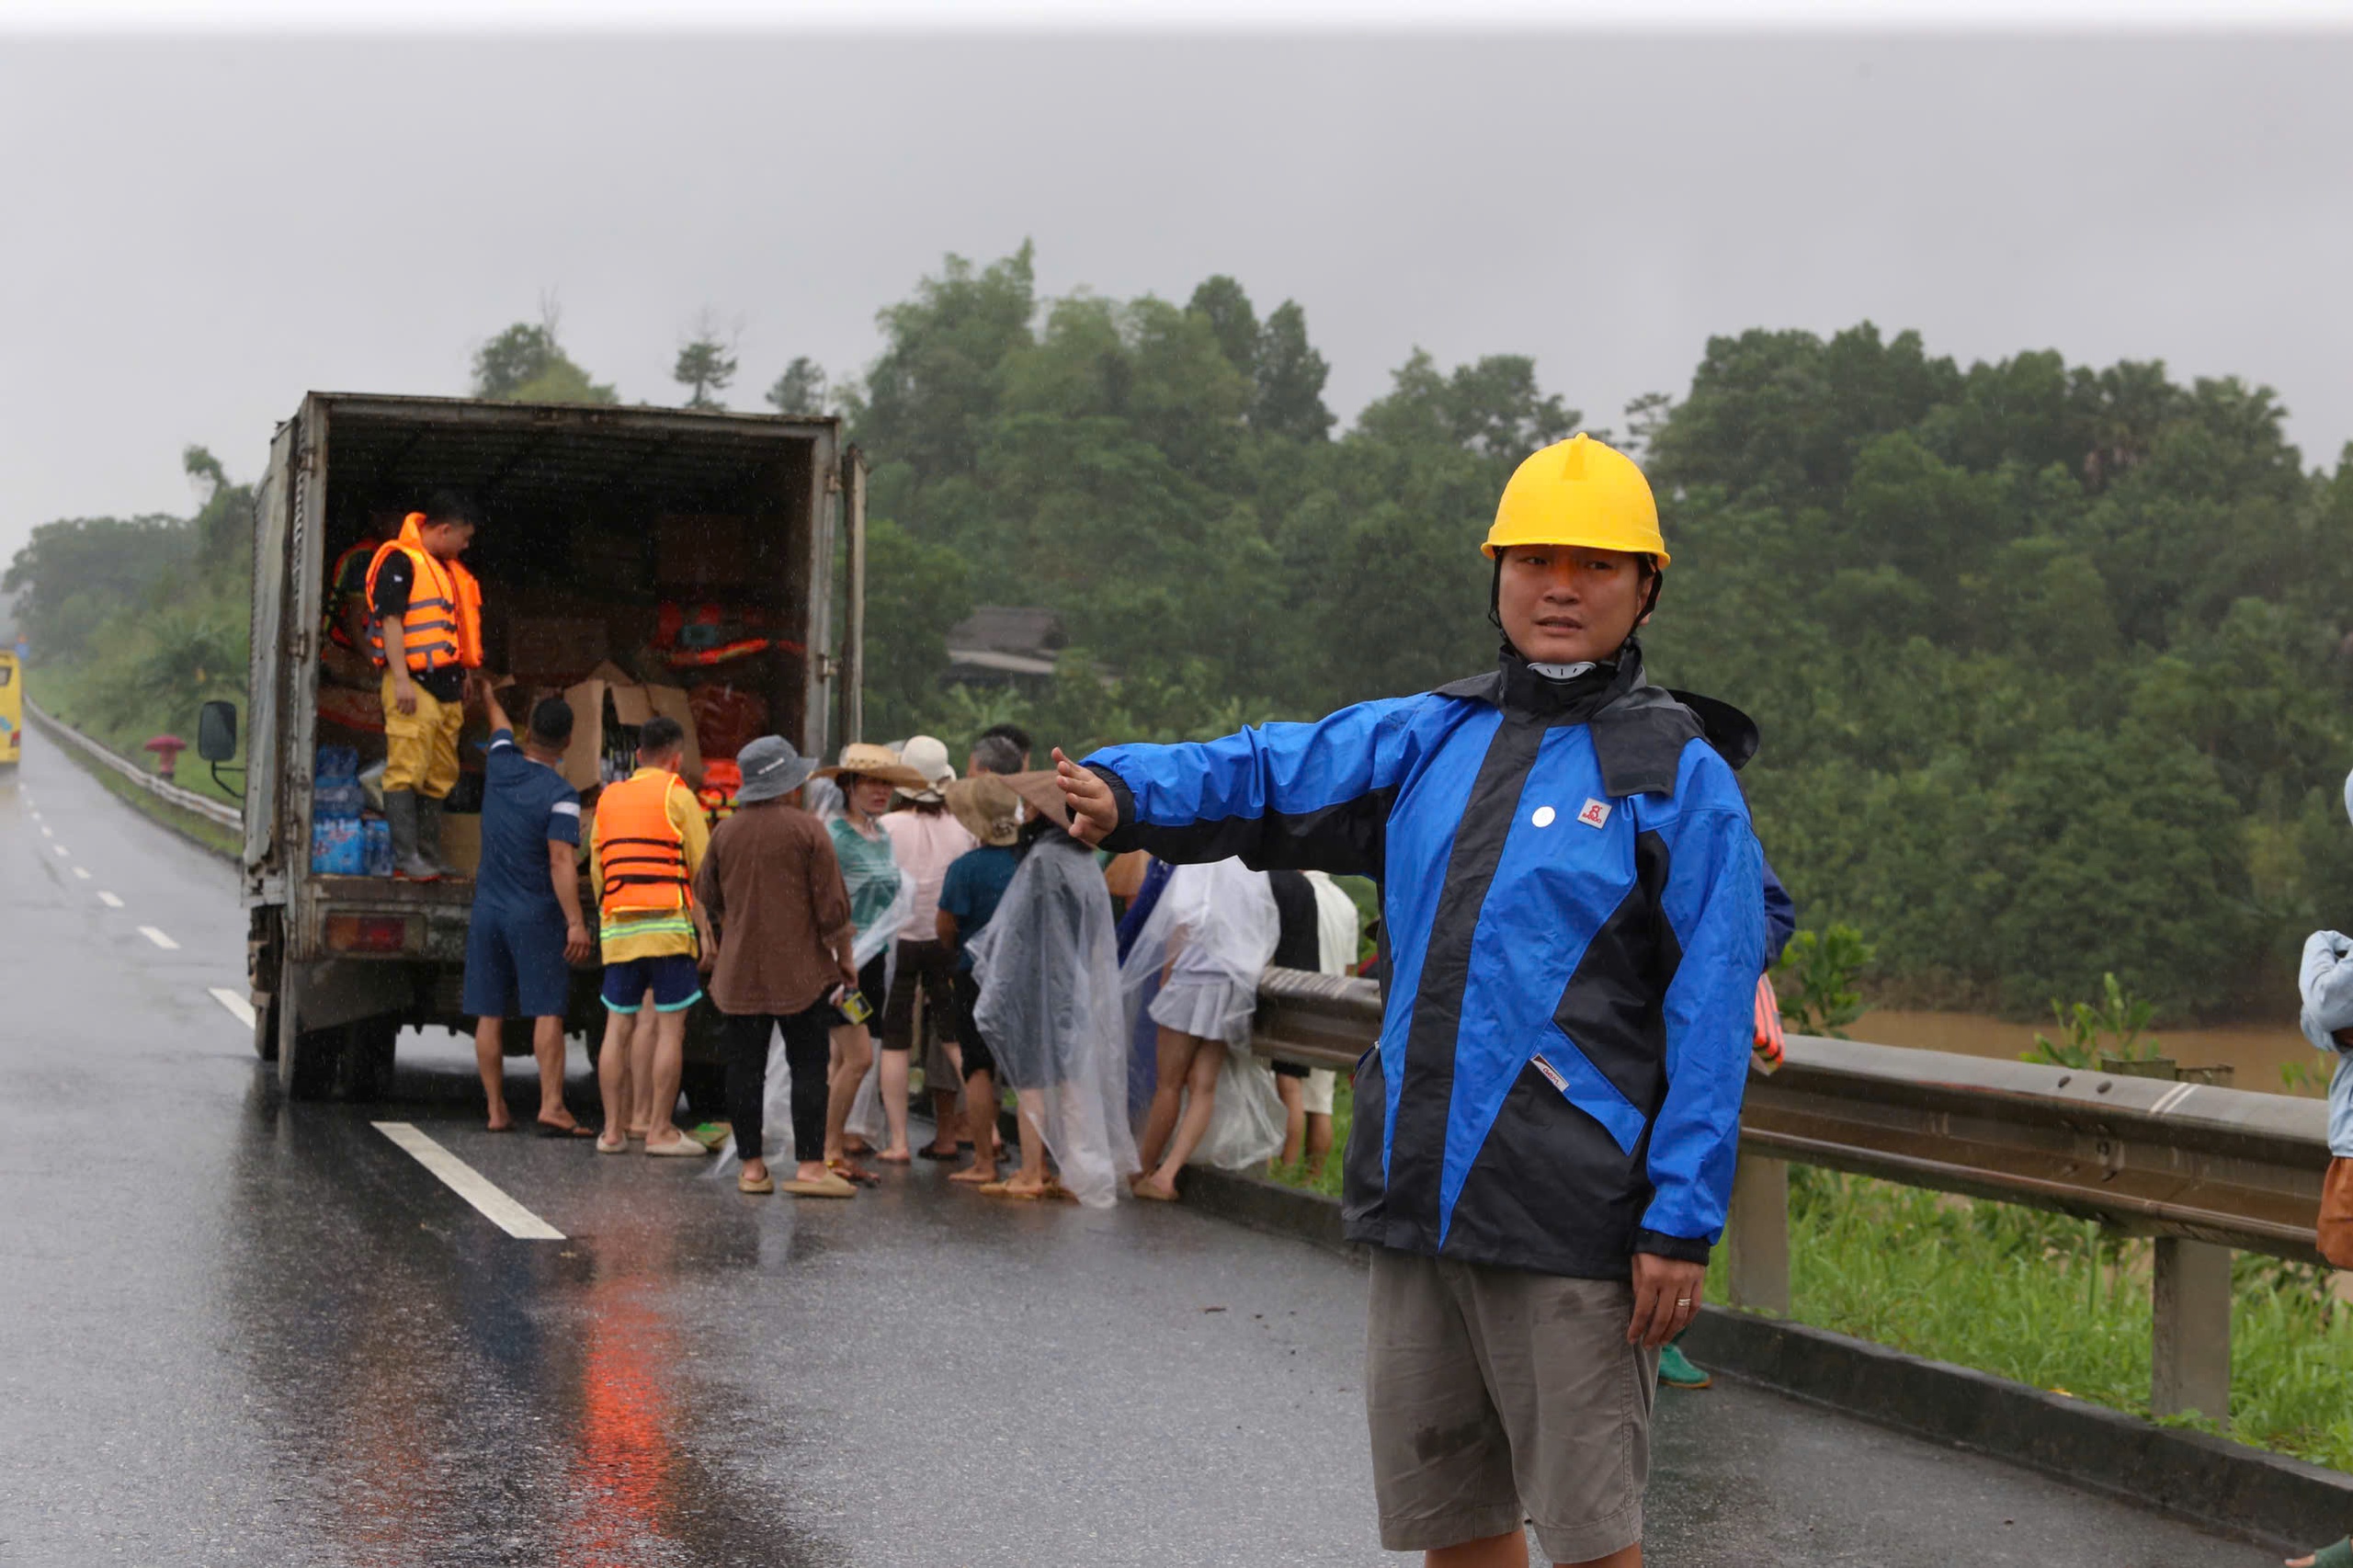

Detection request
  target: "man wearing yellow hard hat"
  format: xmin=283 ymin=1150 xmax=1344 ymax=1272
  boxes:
xmin=1056 ymin=433 xmax=1767 ymax=1567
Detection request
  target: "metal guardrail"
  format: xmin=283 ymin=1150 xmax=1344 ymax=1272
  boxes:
xmin=23 ymin=697 xmax=244 ymax=831
xmin=1250 ymin=964 xmax=2332 ymax=1422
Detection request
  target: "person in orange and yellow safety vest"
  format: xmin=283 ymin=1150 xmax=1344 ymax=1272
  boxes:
xmin=588 ymin=715 xmax=716 ymax=1160
xmin=365 ymin=490 xmax=485 ymax=881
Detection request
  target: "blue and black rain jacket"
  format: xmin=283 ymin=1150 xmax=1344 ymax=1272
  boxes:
xmin=1086 ymin=647 xmax=1767 ymax=1278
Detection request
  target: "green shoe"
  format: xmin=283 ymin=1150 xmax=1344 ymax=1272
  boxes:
xmin=1658 ymin=1343 xmax=1712 ymax=1390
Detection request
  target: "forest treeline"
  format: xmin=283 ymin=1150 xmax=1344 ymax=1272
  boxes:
xmin=12 ymin=244 xmax=2350 ymax=1017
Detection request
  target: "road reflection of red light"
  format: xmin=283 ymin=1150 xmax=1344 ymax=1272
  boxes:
xmin=561 ymin=1278 xmax=676 ymax=1566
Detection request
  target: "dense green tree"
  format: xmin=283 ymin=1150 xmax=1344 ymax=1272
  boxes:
xmin=1187 ymin=275 xmax=1259 ymax=382
xmin=765 ymin=357 xmax=828 ymax=415
xmin=675 ymin=331 xmax=738 ymax=410
xmin=1251 ymin=300 xmax=1335 ymax=442
xmin=472 ymin=319 xmax=618 ymax=404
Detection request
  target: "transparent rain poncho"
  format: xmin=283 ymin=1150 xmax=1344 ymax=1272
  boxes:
xmin=1119 ymin=858 xmax=1288 ymax=1171
xmin=825 ymin=805 xmax=916 ymax=1144
xmin=967 ymin=833 xmax=1140 ymax=1207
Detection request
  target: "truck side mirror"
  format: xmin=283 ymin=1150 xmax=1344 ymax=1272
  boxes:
xmin=199 ymin=700 xmax=238 ymax=762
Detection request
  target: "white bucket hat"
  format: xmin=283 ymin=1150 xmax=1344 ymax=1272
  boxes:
xmin=898 ymin=734 xmax=956 ymax=803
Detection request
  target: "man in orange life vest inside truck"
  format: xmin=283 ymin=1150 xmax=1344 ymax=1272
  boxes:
xmin=365 ymin=490 xmax=485 ymax=881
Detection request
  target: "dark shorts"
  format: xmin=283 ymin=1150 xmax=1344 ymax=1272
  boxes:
xmin=1272 ymin=1059 xmax=1311 ymax=1080
xmin=951 ymin=971 xmax=997 ymax=1081
xmin=462 ymin=903 xmax=572 ymax=1019
xmin=880 ymin=938 xmax=958 ymax=1055
xmin=600 ymin=953 xmax=703 ymax=1014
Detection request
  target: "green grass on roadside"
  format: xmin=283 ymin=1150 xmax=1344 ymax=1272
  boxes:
xmin=25 ymin=662 xmax=246 ymax=809
xmin=1711 ymin=1168 xmax=2353 ymax=1471
xmin=1267 ymin=1094 xmax=2353 ymax=1471
xmin=23 ymin=665 xmax=244 ymax=858
xmin=1265 ymin=1074 xmax=1353 ymax=1197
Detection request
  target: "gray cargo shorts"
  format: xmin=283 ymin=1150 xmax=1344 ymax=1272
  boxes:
xmin=1365 ymin=1248 xmax=1658 ymax=1562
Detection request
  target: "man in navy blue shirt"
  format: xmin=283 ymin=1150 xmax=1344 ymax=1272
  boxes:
xmin=466 ymin=682 xmax=594 ymax=1133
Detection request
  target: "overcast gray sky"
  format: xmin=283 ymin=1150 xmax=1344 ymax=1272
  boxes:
xmin=3 ymin=30 xmax=2349 ymax=566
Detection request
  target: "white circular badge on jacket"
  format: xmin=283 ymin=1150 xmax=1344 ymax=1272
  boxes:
xmin=1530 ymin=805 xmax=1557 ymax=828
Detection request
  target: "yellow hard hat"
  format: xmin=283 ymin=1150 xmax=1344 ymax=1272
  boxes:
xmin=1483 ymin=433 xmax=1669 ymax=567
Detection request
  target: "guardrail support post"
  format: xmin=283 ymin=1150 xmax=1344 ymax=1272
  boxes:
xmin=1727 ymin=1152 xmax=1790 ymax=1314
xmin=2151 ymin=1237 xmax=2232 ymax=1420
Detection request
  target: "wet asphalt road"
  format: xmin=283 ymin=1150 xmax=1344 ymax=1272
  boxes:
xmin=0 ymin=734 xmax=2283 ymax=1567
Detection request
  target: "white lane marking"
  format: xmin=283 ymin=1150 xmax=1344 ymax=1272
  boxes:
xmin=372 ymin=1122 xmax=566 ymax=1241
xmin=39 ymin=824 xmax=51 ymax=837
xmin=72 ymin=867 xmax=88 ymax=881
xmin=96 ymin=892 xmax=123 ymax=908
xmin=138 ymin=926 xmax=179 ymax=950
xmin=52 ymin=844 xmax=68 ymax=856
xmin=208 ymin=987 xmax=256 ymax=1028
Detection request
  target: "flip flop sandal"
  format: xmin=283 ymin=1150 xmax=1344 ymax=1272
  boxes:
xmin=738 ymin=1172 xmax=776 ymax=1194
xmin=948 ymin=1168 xmax=1000 ymax=1185
xmin=595 ymin=1135 xmax=631 ymax=1155
xmin=643 ymin=1134 xmax=714 ymax=1157
xmin=827 ymin=1160 xmax=881 ymax=1187
xmin=916 ymin=1147 xmax=959 ymax=1162
xmin=536 ymin=1119 xmax=596 ymax=1139
xmin=957 ymin=1140 xmax=976 ymax=1152
xmin=876 ymin=1150 xmax=914 ymax=1165
xmin=781 ymin=1174 xmax=858 ymax=1199
xmin=1131 ymin=1181 xmax=1178 ymax=1202
xmin=977 ymin=1181 xmax=1047 ymax=1201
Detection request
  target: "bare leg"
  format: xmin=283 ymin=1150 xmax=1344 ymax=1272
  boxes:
xmin=1305 ymin=1110 xmax=1335 ymax=1177
xmin=596 ymin=1008 xmax=633 ymax=1152
xmin=1429 ymin=1533 xmax=1639 ymax=1568
xmin=1135 ymin=1025 xmax=1201 ymax=1176
xmin=951 ymin=1071 xmax=999 ymax=1183
xmin=628 ymin=998 xmax=659 ymax=1135
xmin=928 ymin=1087 xmax=962 ymax=1153
xmin=475 ymin=1017 xmax=510 ymax=1130
xmin=877 ymin=1047 xmax=914 ymax=1161
xmin=1145 ymin=1037 xmax=1226 ymax=1193
xmin=1427 ymin=1529 xmax=1529 ymax=1568
xmin=825 ymin=1024 xmax=873 ymax=1169
xmin=532 ymin=1016 xmax=576 ymax=1127
xmin=642 ymin=1007 xmax=690 ymax=1148
xmin=1276 ymin=1073 xmax=1306 ymax=1165
xmin=1007 ymin=1092 xmax=1051 ymax=1192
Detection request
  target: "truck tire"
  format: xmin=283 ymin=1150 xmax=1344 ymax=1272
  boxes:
xmin=250 ymin=912 xmax=283 ymax=1062
xmin=681 ymin=1060 xmax=729 ymax=1122
xmin=279 ymin=1019 xmax=339 ymax=1101
xmin=280 ymin=1020 xmax=395 ymax=1103
xmin=254 ymin=992 xmax=280 ymax=1063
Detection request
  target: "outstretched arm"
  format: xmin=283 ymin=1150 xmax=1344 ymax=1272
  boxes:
xmin=1058 ymin=698 xmax=1425 ymax=877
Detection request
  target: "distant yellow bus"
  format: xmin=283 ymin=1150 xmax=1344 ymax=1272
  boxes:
xmin=0 ymin=649 xmax=18 ymax=767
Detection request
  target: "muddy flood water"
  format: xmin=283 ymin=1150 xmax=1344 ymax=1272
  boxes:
xmin=1847 ymin=1009 xmax=2324 ymax=1097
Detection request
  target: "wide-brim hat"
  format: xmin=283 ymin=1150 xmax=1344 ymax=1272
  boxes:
xmin=1001 ymin=769 xmax=1074 ymax=833
xmin=813 ymin=741 xmax=927 ymax=792
xmin=733 ymin=734 xmax=819 ymax=805
xmin=945 ymin=774 xmax=1021 ymax=846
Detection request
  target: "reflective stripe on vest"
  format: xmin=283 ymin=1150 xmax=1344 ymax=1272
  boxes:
xmin=595 ymin=771 xmax=693 ymax=914
xmin=363 ymin=516 xmax=483 ymax=674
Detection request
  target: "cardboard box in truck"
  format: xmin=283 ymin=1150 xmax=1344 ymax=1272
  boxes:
xmin=215 ymin=393 xmax=866 ymax=1102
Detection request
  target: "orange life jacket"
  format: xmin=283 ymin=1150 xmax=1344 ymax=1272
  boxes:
xmin=363 ymin=515 xmax=483 ymax=674
xmin=324 ymin=540 xmax=379 ymax=650
xmin=594 ymin=770 xmax=694 ymax=914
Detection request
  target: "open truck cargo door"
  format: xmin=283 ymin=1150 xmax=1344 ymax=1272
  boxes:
xmin=836 ymin=444 xmax=867 ymax=748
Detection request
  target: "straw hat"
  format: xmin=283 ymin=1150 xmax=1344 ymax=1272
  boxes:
xmin=945 ymin=774 xmax=1021 ymax=847
xmin=898 ymin=734 xmax=956 ymax=803
xmin=813 ymin=740 xmax=927 ymax=792
xmin=1000 ymin=769 xmax=1074 ymax=833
